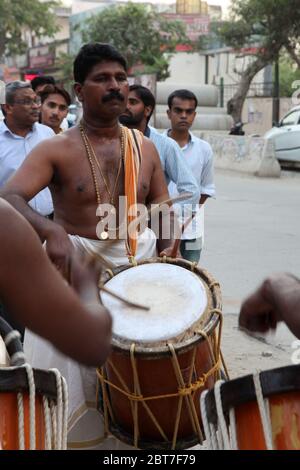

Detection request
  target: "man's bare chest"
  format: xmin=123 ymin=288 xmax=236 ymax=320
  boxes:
xmin=52 ymin=149 xmax=152 ymax=205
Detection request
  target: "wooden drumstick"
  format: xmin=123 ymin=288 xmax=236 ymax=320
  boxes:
xmin=99 ymin=284 xmax=150 ymax=311
xmin=147 ymin=192 xmax=193 ymax=216
xmin=170 ymin=213 xmax=195 ymax=258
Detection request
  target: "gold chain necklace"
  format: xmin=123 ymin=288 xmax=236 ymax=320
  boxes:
xmin=88 ymin=136 xmax=123 ymax=206
xmin=79 ymin=122 xmax=125 ymax=240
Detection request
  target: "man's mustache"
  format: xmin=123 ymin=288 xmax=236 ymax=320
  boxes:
xmin=102 ymin=91 xmax=125 ymax=103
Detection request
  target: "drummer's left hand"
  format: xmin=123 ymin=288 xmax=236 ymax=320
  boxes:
xmin=159 ymin=246 xmax=182 ymax=259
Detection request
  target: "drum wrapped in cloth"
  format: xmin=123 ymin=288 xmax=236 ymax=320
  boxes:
xmin=201 ymin=364 xmax=300 ymax=450
xmin=0 ymin=316 xmax=68 ymax=450
xmin=98 ymin=257 xmax=227 ymax=449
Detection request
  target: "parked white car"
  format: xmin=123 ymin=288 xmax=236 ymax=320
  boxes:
xmin=265 ymin=105 xmax=300 ymax=163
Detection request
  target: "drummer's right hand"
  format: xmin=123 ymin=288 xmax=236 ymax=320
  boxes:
xmin=45 ymin=225 xmax=75 ymax=279
xmin=68 ymin=252 xmax=103 ymax=301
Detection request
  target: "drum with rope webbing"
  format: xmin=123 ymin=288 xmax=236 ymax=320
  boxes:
xmin=200 ymin=364 xmax=300 ymax=450
xmin=0 ymin=316 xmax=68 ymax=450
xmin=98 ymin=257 xmax=227 ymax=449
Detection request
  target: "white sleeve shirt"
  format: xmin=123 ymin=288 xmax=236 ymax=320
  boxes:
xmin=165 ymin=130 xmax=216 ymax=240
xmin=148 ymin=126 xmax=200 ymax=206
xmin=0 ymin=121 xmax=55 ymax=216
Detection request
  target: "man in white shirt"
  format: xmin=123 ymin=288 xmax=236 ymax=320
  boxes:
xmin=165 ymin=89 xmax=215 ymax=263
xmin=0 ymin=81 xmax=54 ymax=216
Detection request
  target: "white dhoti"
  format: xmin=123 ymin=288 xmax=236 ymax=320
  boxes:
xmin=69 ymin=227 xmax=157 ymax=268
xmin=24 ymin=228 xmax=156 ymax=449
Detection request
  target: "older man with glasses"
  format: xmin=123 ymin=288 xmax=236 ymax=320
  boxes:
xmin=0 ymin=81 xmax=54 ymax=216
xmin=0 ymin=81 xmax=55 ymax=336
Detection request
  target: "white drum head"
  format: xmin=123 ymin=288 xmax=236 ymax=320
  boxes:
xmin=101 ymin=263 xmax=208 ymax=344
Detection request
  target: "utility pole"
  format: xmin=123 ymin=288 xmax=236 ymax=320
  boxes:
xmin=272 ymin=58 xmax=280 ymax=125
xmin=205 ymin=54 xmax=209 ymax=84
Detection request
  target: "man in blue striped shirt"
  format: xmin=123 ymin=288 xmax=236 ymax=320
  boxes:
xmin=119 ymin=85 xmax=200 ymax=210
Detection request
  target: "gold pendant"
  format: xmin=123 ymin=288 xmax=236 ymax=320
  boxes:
xmin=100 ymin=231 xmax=109 ymax=240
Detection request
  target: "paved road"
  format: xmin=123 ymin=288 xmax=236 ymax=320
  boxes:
xmin=201 ymin=169 xmax=300 ymax=349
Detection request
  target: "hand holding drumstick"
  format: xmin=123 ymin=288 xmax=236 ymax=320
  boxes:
xmin=68 ymin=251 xmax=150 ymax=311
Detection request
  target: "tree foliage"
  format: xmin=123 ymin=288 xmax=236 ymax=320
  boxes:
xmin=81 ymin=2 xmax=189 ymax=81
xmin=0 ymin=0 xmax=59 ymax=60
xmin=279 ymin=56 xmax=300 ymax=97
xmin=56 ymin=52 xmax=74 ymax=89
xmin=216 ymin=0 xmax=300 ymax=122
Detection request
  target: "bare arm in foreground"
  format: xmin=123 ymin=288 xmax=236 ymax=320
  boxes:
xmin=0 ymin=199 xmax=112 ymax=366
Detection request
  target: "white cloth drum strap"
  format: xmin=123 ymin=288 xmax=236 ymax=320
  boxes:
xmin=14 ymin=363 xmax=68 ymax=450
xmin=253 ymin=372 xmax=273 ymax=450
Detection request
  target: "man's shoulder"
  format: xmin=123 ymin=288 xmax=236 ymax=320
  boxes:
xmin=0 ymin=120 xmax=10 ymax=139
xmin=190 ymin=132 xmax=213 ymax=155
xmin=149 ymin=127 xmax=180 ymax=151
xmin=34 ymin=123 xmax=55 ymax=138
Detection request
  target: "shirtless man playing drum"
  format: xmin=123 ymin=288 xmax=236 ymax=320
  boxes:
xmin=1 ymin=43 xmax=178 ymax=273
xmin=0 ymin=43 xmax=180 ymax=450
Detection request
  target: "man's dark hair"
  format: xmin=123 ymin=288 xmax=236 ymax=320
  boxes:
xmin=31 ymin=76 xmax=55 ymax=91
xmin=39 ymin=84 xmax=71 ymax=107
xmin=73 ymin=43 xmax=127 ymax=84
xmin=167 ymin=89 xmax=198 ymax=109
xmin=129 ymin=84 xmax=155 ymax=122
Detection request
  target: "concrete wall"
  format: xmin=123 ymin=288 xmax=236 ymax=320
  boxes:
xmin=190 ymin=131 xmax=281 ymax=177
xmin=242 ymin=97 xmax=295 ymax=136
xmin=165 ymin=53 xmax=205 ymax=84
xmin=165 ymin=51 xmax=266 ymax=88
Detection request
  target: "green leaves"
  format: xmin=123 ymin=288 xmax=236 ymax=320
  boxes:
xmin=219 ymin=0 xmax=300 ymax=59
xmin=215 ymin=0 xmax=300 ymax=121
xmin=0 ymin=0 xmax=59 ymax=59
xmin=81 ymin=2 xmax=189 ymax=81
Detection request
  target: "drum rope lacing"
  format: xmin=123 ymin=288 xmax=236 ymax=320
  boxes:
xmin=200 ymin=371 xmax=274 ymax=450
xmin=97 ymin=308 xmax=224 ymax=449
xmin=14 ymin=364 xmax=68 ymax=450
xmin=98 ymin=260 xmax=229 ymax=449
xmin=200 ymin=383 xmax=238 ymax=450
xmin=253 ymin=371 xmax=273 ymax=450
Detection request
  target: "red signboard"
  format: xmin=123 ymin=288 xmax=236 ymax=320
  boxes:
xmin=163 ymin=14 xmax=210 ymax=40
xmin=24 ymin=74 xmax=39 ymax=82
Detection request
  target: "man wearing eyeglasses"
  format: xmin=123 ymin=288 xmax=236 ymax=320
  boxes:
xmin=0 ymin=81 xmax=54 ymax=217
xmin=0 ymin=81 xmax=55 ymax=336
xmin=165 ymin=89 xmax=215 ymax=263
